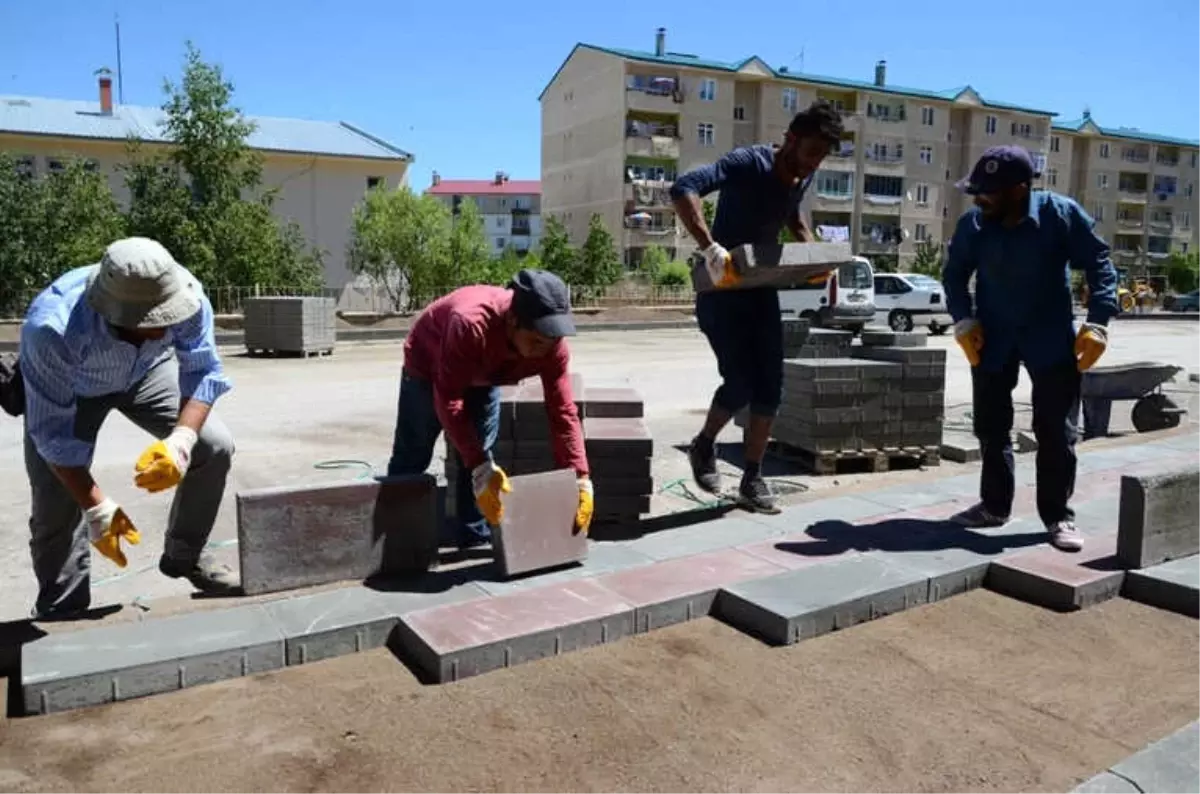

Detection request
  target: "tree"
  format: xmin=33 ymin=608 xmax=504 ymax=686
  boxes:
xmin=538 ymin=215 xmax=577 ymax=281
xmin=653 ymin=260 xmax=692 ymax=287
xmin=123 ymin=42 xmax=322 ymax=289
xmin=576 ymin=214 xmax=623 ymax=291
xmin=491 ymin=245 xmax=527 ymax=284
xmin=441 ymin=197 xmax=491 ymax=291
xmin=701 ymin=199 xmax=715 ymax=228
xmin=1165 ymin=251 xmax=1200 ymax=294
xmin=638 ymin=245 xmax=670 ymax=281
xmin=347 ymin=185 xmax=449 ymax=312
xmin=870 ymin=253 xmax=900 ymax=273
xmin=909 ymin=240 xmax=943 ymax=277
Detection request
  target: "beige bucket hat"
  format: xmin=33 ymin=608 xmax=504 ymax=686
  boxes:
xmin=85 ymin=237 xmax=203 ymax=329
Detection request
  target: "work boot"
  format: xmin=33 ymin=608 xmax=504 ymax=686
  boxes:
xmin=160 ymin=552 xmax=240 ymax=595
xmin=950 ymin=503 xmax=1009 ymax=529
xmin=688 ymin=435 xmax=721 ymax=494
xmin=738 ymin=473 xmax=780 ymax=515
xmin=1046 ymin=520 xmax=1084 ymax=552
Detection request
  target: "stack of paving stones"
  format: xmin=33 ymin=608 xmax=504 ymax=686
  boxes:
xmin=445 ymin=374 xmax=653 ymax=527
xmin=243 ymin=296 xmax=336 ymax=357
xmin=852 ymin=330 xmax=946 ymax=459
xmin=736 ymin=325 xmax=853 ymax=430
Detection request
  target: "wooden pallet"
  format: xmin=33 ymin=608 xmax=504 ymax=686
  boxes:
xmin=768 ymin=441 xmax=940 ymax=475
xmin=245 ymin=348 xmax=333 ymax=359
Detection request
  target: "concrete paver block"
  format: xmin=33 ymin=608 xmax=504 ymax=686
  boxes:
xmin=584 ymin=417 xmax=653 ymax=458
xmin=475 ymin=542 xmax=654 ymax=596
xmin=22 ymin=604 xmax=285 ymax=715
xmin=742 ymin=494 xmax=896 ymax=533
xmin=713 ymin=555 xmax=930 ymax=646
xmin=1122 ymin=555 xmax=1200 ymax=617
xmin=393 ymin=579 xmax=635 ymax=683
xmin=985 ymin=533 xmax=1124 ymax=611
xmin=495 ymin=469 xmax=586 ymax=578
xmin=1072 ymin=772 xmax=1142 ymax=793
xmin=237 ymin=474 xmax=438 ymax=596
xmin=597 ymin=548 xmax=786 ymax=632
xmin=859 ymin=330 xmax=928 ymax=347
xmin=1106 ymin=720 xmax=1199 ymax=794
xmin=582 ymin=387 xmax=644 ymax=418
xmin=621 ymin=514 xmax=782 ymax=562
xmin=1117 ymin=464 xmax=1200 ymax=569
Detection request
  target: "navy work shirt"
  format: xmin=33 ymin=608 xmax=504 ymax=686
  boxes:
xmin=669 ymin=145 xmax=810 ymax=249
xmin=942 ymin=190 xmax=1119 ymax=373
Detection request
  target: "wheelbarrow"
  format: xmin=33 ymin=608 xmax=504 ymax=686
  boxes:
xmin=1079 ymin=362 xmax=1187 ymax=439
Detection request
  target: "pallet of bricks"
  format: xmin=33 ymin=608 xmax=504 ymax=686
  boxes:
xmin=243 ymin=296 xmax=336 ymax=357
xmin=445 ymin=374 xmax=653 ymax=527
xmin=768 ymin=328 xmax=945 ymax=474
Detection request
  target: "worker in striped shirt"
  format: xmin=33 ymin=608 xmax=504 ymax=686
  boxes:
xmin=18 ymin=237 xmax=238 ymax=620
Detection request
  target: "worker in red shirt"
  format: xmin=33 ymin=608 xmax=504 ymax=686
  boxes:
xmin=388 ymin=269 xmax=594 ymax=550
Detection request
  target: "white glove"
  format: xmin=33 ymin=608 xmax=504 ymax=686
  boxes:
xmin=85 ymin=498 xmax=122 ymax=544
xmin=953 ymin=318 xmax=979 ymax=339
xmin=85 ymin=497 xmax=141 ymax=568
xmin=163 ymin=426 xmax=199 ymax=476
xmin=701 ymin=242 xmax=735 ymax=287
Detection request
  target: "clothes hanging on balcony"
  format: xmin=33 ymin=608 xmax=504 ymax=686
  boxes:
xmin=816 ymin=225 xmax=850 ymax=243
xmin=651 ymin=136 xmax=676 ymax=157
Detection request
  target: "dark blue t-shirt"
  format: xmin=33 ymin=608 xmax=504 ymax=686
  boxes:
xmin=669 ymin=145 xmax=810 ymax=249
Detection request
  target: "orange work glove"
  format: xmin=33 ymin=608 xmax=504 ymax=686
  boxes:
xmin=86 ymin=498 xmax=141 ymax=568
xmin=575 ymin=477 xmax=595 ymax=536
xmin=1075 ymin=322 xmax=1108 ymax=372
xmin=134 ymin=426 xmax=197 ymax=493
xmin=471 ymin=460 xmax=512 ymax=526
xmin=701 ymin=243 xmax=741 ymax=289
xmin=954 ymin=319 xmax=984 ymax=368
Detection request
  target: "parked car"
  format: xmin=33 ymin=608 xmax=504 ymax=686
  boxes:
xmin=779 ymin=256 xmax=876 ymax=332
xmin=872 ymin=272 xmax=953 ymax=334
xmin=1169 ymin=290 xmax=1199 ymax=312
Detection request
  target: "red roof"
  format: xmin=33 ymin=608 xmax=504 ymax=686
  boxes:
xmin=426 ymin=178 xmax=541 ymax=196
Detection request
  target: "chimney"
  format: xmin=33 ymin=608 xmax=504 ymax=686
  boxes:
xmin=494 ymin=170 xmax=507 ymax=185
xmin=431 ymin=170 xmax=441 ymax=187
xmin=655 ymin=27 xmax=666 ymax=57
xmin=874 ymin=60 xmax=886 ymax=87
xmin=1082 ymin=106 xmax=1092 ymax=121
xmin=97 ymin=68 xmax=114 ymax=115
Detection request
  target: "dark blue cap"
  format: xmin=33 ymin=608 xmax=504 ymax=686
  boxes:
xmin=509 ymin=268 xmax=576 ymax=338
xmin=957 ymin=145 xmax=1037 ymax=195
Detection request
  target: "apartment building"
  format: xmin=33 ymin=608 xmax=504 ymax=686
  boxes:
xmin=540 ymin=29 xmax=1199 ymax=270
xmin=426 ymin=172 xmax=542 ymax=255
xmin=1 ymin=73 xmax=413 ymax=290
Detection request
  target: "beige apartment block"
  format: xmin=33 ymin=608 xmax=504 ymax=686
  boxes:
xmin=1 ymin=73 xmax=412 ymax=291
xmin=540 ymin=29 xmax=1198 ymax=271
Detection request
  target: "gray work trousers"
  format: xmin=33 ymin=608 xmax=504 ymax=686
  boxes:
xmin=24 ymin=355 xmax=235 ymax=617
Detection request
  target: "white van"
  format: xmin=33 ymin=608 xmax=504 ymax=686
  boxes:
xmin=778 ymin=256 xmax=876 ymax=332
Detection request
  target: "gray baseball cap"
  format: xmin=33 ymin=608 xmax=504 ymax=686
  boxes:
xmin=86 ymin=237 xmax=203 ymax=329
xmin=509 ymin=268 xmax=576 ymax=338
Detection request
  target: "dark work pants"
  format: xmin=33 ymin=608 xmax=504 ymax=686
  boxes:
xmin=696 ymin=288 xmax=784 ymax=418
xmin=971 ymin=355 xmax=1082 ymax=526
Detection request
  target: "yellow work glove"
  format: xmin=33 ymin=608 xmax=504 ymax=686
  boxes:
xmin=134 ymin=426 xmax=197 ymax=493
xmin=86 ymin=498 xmax=141 ymax=568
xmin=954 ymin=319 xmax=984 ymax=368
xmin=471 ymin=459 xmax=512 ymax=526
xmin=575 ymin=477 xmax=595 ymax=536
xmin=1075 ymin=322 xmax=1108 ymax=372
xmin=702 ymin=242 xmax=741 ymax=289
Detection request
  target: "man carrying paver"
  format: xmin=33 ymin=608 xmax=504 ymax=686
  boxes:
xmin=19 ymin=237 xmax=238 ymax=620
xmin=387 ymin=269 xmax=593 ymax=550
xmin=670 ymin=100 xmax=844 ymax=513
xmin=942 ymin=145 xmax=1119 ymax=552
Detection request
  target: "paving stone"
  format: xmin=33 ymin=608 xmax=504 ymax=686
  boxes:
xmin=263 ymin=582 xmax=490 ymax=665
xmin=1072 ymin=772 xmax=1142 ymax=793
xmin=741 ymin=494 xmax=897 ymax=533
xmin=714 ymin=555 xmax=930 ymax=646
xmin=393 ymin=579 xmax=635 ymax=683
xmin=689 ymin=241 xmax=853 ymax=292
xmin=1116 ymin=464 xmax=1200 ymax=569
xmin=237 ymin=474 xmax=438 ymax=596
xmin=22 ymin=604 xmax=285 ymax=715
xmin=858 ymin=485 xmax=961 ymax=512
xmin=584 ymin=417 xmax=653 ymax=458
xmin=985 ymin=533 xmax=1124 ymax=611
xmin=939 ymin=435 xmax=981 ymax=463
xmin=494 ymin=469 xmax=587 ymax=578
xmin=592 ymin=476 xmax=655 ymax=497
xmin=597 ymin=548 xmax=786 ymax=632
xmin=1099 ymin=721 xmax=1200 ymax=794
xmin=622 ymin=514 xmax=781 ymax=561
xmin=582 ymin=387 xmax=644 ymax=418
xmin=859 ymin=330 xmax=928 ymax=347
xmin=474 ymin=542 xmax=654 ymax=596
xmin=1121 ymin=555 xmax=1200 ymax=617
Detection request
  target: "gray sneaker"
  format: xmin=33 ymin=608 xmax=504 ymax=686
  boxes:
xmin=160 ymin=552 xmax=241 ymax=595
xmin=739 ymin=474 xmax=781 ymax=515
xmin=950 ymin=503 xmax=1010 ymax=528
xmin=1046 ymin=520 xmax=1084 ymax=552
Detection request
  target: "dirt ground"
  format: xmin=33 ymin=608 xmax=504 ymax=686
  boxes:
xmin=0 ymin=591 xmax=1195 ymax=793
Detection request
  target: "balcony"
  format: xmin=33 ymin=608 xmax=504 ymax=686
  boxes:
xmin=1149 ymin=213 xmax=1174 ymax=231
xmin=511 ymin=222 xmax=532 ymax=237
xmin=812 ymin=190 xmax=855 ymax=212
xmin=1117 ymin=213 xmax=1144 ymax=230
xmin=816 ymin=90 xmax=858 ymax=118
xmin=1121 ymin=147 xmax=1152 ymax=171
xmin=626 ymin=135 xmax=680 ymax=159
xmin=626 ymin=74 xmax=683 ymax=113
xmin=864 ymin=145 xmax=905 ymax=172
xmin=624 ymin=180 xmax=673 ymax=209
xmin=624 ymin=226 xmax=679 ymax=248
xmin=1118 ymin=176 xmax=1149 ymax=203
xmin=864 ymin=101 xmax=906 ymax=130
xmin=1156 ymin=148 xmax=1181 ymax=170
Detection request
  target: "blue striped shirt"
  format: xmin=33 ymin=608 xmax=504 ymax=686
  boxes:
xmin=19 ymin=265 xmax=232 ymax=467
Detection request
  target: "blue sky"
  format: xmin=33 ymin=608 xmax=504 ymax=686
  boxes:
xmin=2 ymin=0 xmax=1197 ymax=190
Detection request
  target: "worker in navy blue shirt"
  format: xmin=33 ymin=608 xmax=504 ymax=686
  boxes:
xmin=942 ymin=145 xmax=1119 ymax=552
xmin=670 ymin=101 xmax=843 ymax=512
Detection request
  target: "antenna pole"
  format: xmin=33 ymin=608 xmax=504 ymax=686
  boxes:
xmin=115 ymin=15 xmax=125 ymax=104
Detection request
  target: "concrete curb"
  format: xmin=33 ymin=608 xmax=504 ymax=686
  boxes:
xmin=1073 ymin=721 xmax=1199 ymax=792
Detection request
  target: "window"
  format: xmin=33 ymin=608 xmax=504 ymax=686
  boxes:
xmin=1093 ymin=204 xmax=1104 ymax=222
xmin=919 ymin=145 xmax=933 ymax=165
xmin=496 ymin=237 xmax=506 ymax=250
xmin=1153 ymin=175 xmax=1178 ymax=196
xmin=782 ymin=87 xmax=798 ymax=112
xmin=1010 ymin=121 xmax=1032 ymax=138
xmin=1046 ymin=168 xmax=1058 ymax=187
xmin=1098 ymin=173 xmax=1109 ymax=189
xmin=985 ymin=115 xmax=997 ymax=135
xmin=1051 ymin=136 xmax=1060 ymax=153
xmin=1099 ymin=142 xmax=1110 ymax=158
xmin=921 ymin=106 xmax=935 ymax=126
xmin=915 ymin=223 xmax=929 ymax=241
xmin=815 ymin=170 xmax=853 ymax=196
xmin=697 ymin=122 xmax=715 ymax=147
xmin=914 ymin=183 xmax=930 ymax=205
xmin=46 ymin=158 xmax=65 ymax=174
xmin=699 ymin=78 xmax=716 ymax=101
xmin=366 ymin=176 xmax=383 ymax=189
xmin=733 ymin=105 xmax=745 ymax=121
xmin=496 ymin=216 xmax=506 ymax=228
xmin=14 ymin=155 xmax=34 ymax=178
xmin=1031 ymin=152 xmax=1047 ymax=175
xmin=1187 ymin=183 xmax=1195 ymax=198
xmin=864 ymin=174 xmax=903 ymax=197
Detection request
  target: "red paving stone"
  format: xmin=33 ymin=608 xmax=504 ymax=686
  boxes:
xmin=496 ymin=468 xmax=585 ymax=577
xmin=400 ymin=579 xmax=631 ymax=654
xmin=990 ymin=533 xmax=1121 ymax=587
xmin=595 ymin=548 xmax=785 ymax=607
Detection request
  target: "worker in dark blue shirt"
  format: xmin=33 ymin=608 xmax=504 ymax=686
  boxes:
xmin=670 ymin=101 xmax=843 ymax=512
xmin=942 ymin=145 xmax=1119 ymax=552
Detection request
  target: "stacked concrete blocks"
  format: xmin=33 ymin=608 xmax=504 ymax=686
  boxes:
xmin=243 ymin=296 xmax=336 ymax=357
xmin=852 ymin=340 xmax=947 ymax=455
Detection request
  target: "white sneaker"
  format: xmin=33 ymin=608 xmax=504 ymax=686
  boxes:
xmin=1046 ymin=520 xmax=1084 ymax=552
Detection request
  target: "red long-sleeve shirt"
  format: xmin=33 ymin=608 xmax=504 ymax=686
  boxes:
xmin=402 ymin=285 xmax=589 ymax=476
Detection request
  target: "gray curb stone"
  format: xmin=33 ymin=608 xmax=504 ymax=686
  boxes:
xmin=1073 ymin=721 xmax=1199 ymax=793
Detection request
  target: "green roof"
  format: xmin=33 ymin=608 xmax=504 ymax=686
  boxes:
xmin=1052 ymin=116 xmax=1199 ymax=147
xmin=538 ymin=43 xmax=1057 ymax=116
